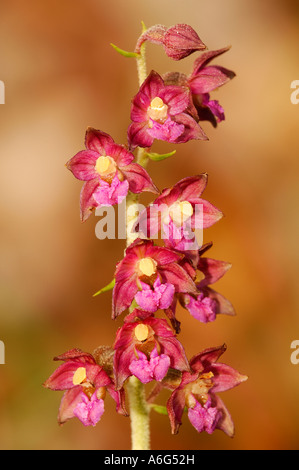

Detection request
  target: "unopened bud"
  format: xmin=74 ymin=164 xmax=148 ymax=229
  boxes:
xmin=163 ymin=24 xmax=206 ymax=61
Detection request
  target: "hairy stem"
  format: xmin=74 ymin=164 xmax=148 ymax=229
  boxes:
xmin=127 ymin=376 xmax=151 ymax=450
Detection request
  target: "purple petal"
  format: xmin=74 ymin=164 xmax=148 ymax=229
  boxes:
xmin=80 ymin=178 xmax=100 ymax=222
xmin=53 ymin=348 xmax=96 ymax=364
xmin=145 ymin=243 xmax=182 ymax=266
xmin=43 ymin=362 xmax=83 ymax=391
xmin=162 ymin=220 xmax=199 ymax=252
xmin=43 ymin=361 xmax=101 ymax=391
xmin=112 ymin=277 xmax=139 ymax=319
xmin=108 ymin=143 xmax=134 ymax=168
xmin=204 ymin=97 xmax=225 ymax=123
xmin=147 ymin=117 xmax=185 ymax=143
xmin=185 ymin=294 xmax=217 ymax=323
xmin=197 ymin=258 xmax=232 ymax=287
xmin=212 ymin=394 xmax=235 ymax=437
xmin=127 ymin=121 xmax=154 ymax=150
xmin=113 ymin=328 xmax=136 ymax=389
xmin=150 ymin=348 xmax=171 ymax=381
xmin=93 ymin=175 xmax=129 ymax=206
xmin=173 ymin=113 xmax=208 ymax=142
xmin=128 ymin=349 xmax=170 ymax=384
xmin=159 ymin=86 xmax=190 ymax=115
xmin=85 ymin=127 xmax=115 ymax=153
xmin=66 ymin=150 xmax=99 ymax=181
xmin=58 ymin=387 xmax=83 ymax=425
xmin=106 ymin=386 xmax=129 ymax=417
xmin=191 ymin=47 xmax=233 ymax=76
xmin=139 ymin=70 xmax=165 ymax=100
xmin=159 ymin=336 xmax=189 ymax=372
xmin=176 ymin=174 xmax=208 ymax=200
xmin=203 ymin=287 xmax=236 ymax=316
xmin=188 ymin=398 xmax=222 ymax=434
xmin=135 ymin=283 xmax=159 ymax=313
xmin=135 ymin=279 xmax=175 ymax=312
xmin=189 ymin=65 xmax=235 ymax=94
xmin=121 ymin=162 xmax=159 ymax=194
xmin=156 ymin=279 xmax=176 ymax=309
xmin=191 ymin=198 xmax=223 ymax=228
xmin=130 ymin=91 xmax=151 ymax=122
xmin=208 ymin=363 xmax=248 ymax=393
xmin=189 ymin=344 xmax=227 ymax=374
xmin=167 ymin=389 xmax=186 ymax=434
xmin=158 ymin=262 xmax=197 ymax=294
xmin=73 ymin=392 xmax=105 ymax=426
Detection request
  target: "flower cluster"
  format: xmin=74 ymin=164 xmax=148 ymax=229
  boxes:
xmin=44 ymin=23 xmax=246 ymax=444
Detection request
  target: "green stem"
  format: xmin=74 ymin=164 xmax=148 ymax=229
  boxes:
xmin=125 ymin=26 xmax=151 ymax=451
xmin=127 ymin=376 xmax=151 ymax=450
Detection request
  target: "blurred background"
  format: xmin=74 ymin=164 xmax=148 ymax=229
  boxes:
xmin=0 ymin=0 xmax=299 ymax=450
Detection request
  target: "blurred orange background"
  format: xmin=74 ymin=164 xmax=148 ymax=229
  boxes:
xmin=0 ymin=0 xmax=299 ymax=450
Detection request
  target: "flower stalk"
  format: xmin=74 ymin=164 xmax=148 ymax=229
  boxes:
xmin=126 ymin=376 xmax=151 ymax=450
xmin=125 ymin=25 xmax=151 ymax=449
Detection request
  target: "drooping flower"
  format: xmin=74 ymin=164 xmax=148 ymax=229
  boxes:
xmin=135 ymin=23 xmax=206 ymax=61
xmin=127 ymin=70 xmax=207 ymax=150
xmin=187 ymin=47 xmax=236 ymax=126
xmin=137 ymin=174 xmax=223 ymax=251
xmin=163 ymin=47 xmax=235 ymax=127
xmin=43 ymin=348 xmax=127 ymax=426
xmin=113 ymin=309 xmax=189 ymax=389
xmin=66 ymin=127 xmax=159 ymax=222
xmin=112 ymin=238 xmax=198 ymax=318
xmin=166 ymin=344 xmax=247 ymax=436
xmin=179 ymin=242 xmax=235 ymax=323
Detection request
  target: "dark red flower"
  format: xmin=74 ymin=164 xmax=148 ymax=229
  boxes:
xmin=166 ymin=344 xmax=247 ymax=436
xmin=137 ymin=174 xmax=223 ymax=251
xmin=113 ymin=309 xmax=189 ymax=389
xmin=43 ymin=348 xmax=127 ymax=426
xmin=163 ymin=47 xmax=235 ymax=128
xmin=66 ymin=127 xmax=158 ymax=222
xmin=127 ymin=70 xmax=207 ymax=150
xmin=112 ymin=239 xmax=198 ymax=319
xmin=179 ymin=242 xmax=235 ymax=323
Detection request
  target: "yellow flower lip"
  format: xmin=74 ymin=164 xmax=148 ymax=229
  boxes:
xmin=95 ymin=155 xmax=117 ymax=176
xmin=169 ymin=200 xmax=194 ymax=225
xmin=72 ymin=366 xmax=87 ymax=385
xmin=147 ymin=96 xmax=168 ymax=122
xmin=138 ymin=257 xmax=157 ymax=277
xmin=134 ymin=323 xmax=149 ymax=342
